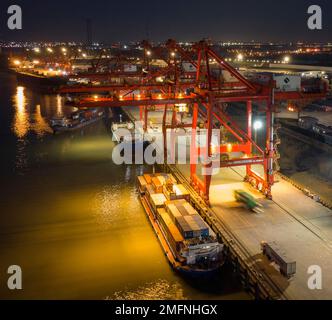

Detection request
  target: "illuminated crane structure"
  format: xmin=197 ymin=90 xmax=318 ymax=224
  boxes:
xmin=59 ymin=39 xmax=328 ymax=202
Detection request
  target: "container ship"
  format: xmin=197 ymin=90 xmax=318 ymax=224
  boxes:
xmin=137 ymin=173 xmax=224 ymax=276
xmin=50 ymin=108 xmax=105 ymax=133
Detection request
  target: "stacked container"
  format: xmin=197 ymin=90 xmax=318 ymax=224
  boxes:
xmin=157 ymin=208 xmax=184 ymax=252
xmin=137 ymin=176 xmax=148 ymax=194
xmin=165 ymin=200 xmax=209 ymax=239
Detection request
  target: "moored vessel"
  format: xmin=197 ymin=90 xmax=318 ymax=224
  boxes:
xmin=137 ymin=173 xmax=224 ymax=276
xmin=50 ymin=108 xmax=105 ymax=133
xmin=15 ymin=70 xmax=68 ymax=93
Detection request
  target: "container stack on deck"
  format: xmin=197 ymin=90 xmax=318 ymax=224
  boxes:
xmin=137 ymin=172 xmax=223 ymax=268
xmin=157 ymin=208 xmax=185 ymax=258
xmin=137 ymin=173 xmax=214 ymax=243
xmin=166 ymin=199 xmax=210 ymax=239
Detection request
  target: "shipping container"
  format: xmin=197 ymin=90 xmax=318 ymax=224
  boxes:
xmin=137 ymin=176 xmax=147 ymax=194
xmin=185 ymin=215 xmax=209 ymax=238
xmin=192 ymin=215 xmax=209 ymax=237
xmin=261 ymin=241 xmax=296 ymax=278
xmin=157 ymin=208 xmax=184 ymax=252
xmin=176 ymin=204 xmax=191 ymax=217
xmin=249 ymin=73 xmax=301 ymax=92
xmin=166 ymin=203 xmax=183 ymax=222
xmin=156 ymin=175 xmax=166 ymax=186
xmin=170 ymin=199 xmax=190 ymax=206
xmin=166 ymin=200 xmax=198 ymax=224
xmin=176 ymin=216 xmax=194 ymax=239
xmin=157 ymin=209 xmax=184 ymax=243
xmin=150 ymin=193 xmax=167 ymax=212
xmin=146 ymin=185 xmax=156 ymax=201
xmin=143 ymin=174 xmax=153 ymax=184
xmin=172 ymin=184 xmax=190 ymax=201
xmin=163 ymin=185 xmax=177 ymax=201
xmin=152 ymin=177 xmax=163 ymax=193
xmin=274 ymin=75 xmax=301 ymax=92
xmin=183 ymin=203 xmax=198 ymax=216
xmin=184 ymin=215 xmax=202 ymax=238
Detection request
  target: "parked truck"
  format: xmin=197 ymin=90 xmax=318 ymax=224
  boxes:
xmin=261 ymin=241 xmax=296 ymax=278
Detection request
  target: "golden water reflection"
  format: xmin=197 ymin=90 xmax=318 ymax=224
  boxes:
xmin=33 ymin=104 xmax=53 ymax=136
xmin=13 ymin=86 xmax=29 ymax=138
xmin=12 ymin=86 xmax=53 ymax=138
xmin=109 ymin=279 xmax=187 ymax=300
xmin=56 ymin=94 xmax=63 ymax=115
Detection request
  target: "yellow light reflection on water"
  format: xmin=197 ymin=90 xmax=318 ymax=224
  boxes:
xmin=13 ymin=86 xmax=29 ymax=138
xmin=56 ymin=95 xmax=63 ymax=115
xmin=33 ymin=104 xmax=53 ymax=136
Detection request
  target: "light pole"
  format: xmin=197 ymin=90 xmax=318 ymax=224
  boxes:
xmin=254 ymin=120 xmax=263 ymax=143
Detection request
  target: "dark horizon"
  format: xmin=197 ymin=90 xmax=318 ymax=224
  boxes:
xmin=1 ymin=0 xmax=332 ymax=43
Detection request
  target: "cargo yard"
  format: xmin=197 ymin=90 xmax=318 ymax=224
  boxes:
xmin=2 ymin=21 xmax=332 ymax=301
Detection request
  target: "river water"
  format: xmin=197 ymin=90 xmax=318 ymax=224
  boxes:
xmin=0 ymin=72 xmax=249 ymax=300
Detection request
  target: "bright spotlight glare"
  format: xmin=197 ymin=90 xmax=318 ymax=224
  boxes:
xmin=254 ymin=120 xmax=263 ymax=130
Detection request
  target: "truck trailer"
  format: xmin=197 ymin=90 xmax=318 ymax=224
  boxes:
xmin=261 ymin=241 xmax=296 ymax=278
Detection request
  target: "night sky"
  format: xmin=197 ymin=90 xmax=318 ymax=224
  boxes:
xmin=1 ymin=0 xmax=332 ymax=42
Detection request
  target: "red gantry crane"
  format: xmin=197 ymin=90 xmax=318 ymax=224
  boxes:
xmin=58 ymin=39 xmax=328 ymax=203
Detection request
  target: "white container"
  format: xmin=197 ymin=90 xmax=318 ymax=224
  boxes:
xmin=274 ymin=75 xmax=301 ymax=92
